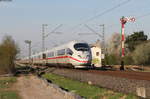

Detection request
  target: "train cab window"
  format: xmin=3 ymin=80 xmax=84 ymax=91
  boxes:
xmin=74 ymin=43 xmax=89 ymax=51
xmin=57 ymin=49 xmax=65 ymax=56
xmin=42 ymin=53 xmax=46 ymax=59
xmin=96 ymin=52 xmax=99 ymax=56
xmin=66 ymin=48 xmax=73 ymax=55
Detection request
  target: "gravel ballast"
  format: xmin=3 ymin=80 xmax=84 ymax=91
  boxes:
xmin=48 ymin=68 xmax=150 ymax=98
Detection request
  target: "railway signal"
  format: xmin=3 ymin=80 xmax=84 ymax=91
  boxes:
xmin=120 ymin=16 xmax=135 ymax=70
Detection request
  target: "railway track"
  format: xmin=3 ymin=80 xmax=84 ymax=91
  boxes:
xmin=43 ymin=67 xmax=150 ymax=81
xmin=17 ymin=63 xmax=150 ymax=81
xmin=81 ymin=70 xmax=150 ymax=81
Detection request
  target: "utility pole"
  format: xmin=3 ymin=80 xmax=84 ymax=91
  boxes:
xmin=42 ymin=24 xmax=62 ymax=52
xmin=78 ymin=24 xmax=105 ymax=67
xmin=100 ymin=24 xmax=105 ymax=66
xmin=79 ymin=24 xmax=105 ymax=53
xmin=25 ymin=40 xmax=32 ymax=65
xmin=42 ymin=24 xmax=48 ymax=52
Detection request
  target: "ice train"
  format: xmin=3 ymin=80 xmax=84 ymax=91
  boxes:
xmin=21 ymin=41 xmax=92 ymax=68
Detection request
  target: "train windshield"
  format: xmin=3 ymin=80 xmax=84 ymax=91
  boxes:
xmin=74 ymin=43 xmax=89 ymax=51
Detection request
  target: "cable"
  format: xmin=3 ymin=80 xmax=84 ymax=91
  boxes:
xmin=45 ymin=24 xmax=63 ymax=38
xmin=136 ymin=12 xmax=150 ymax=20
xmin=31 ymin=41 xmax=41 ymax=49
xmin=68 ymin=0 xmax=132 ymax=33
xmin=83 ymin=0 xmax=132 ymax=23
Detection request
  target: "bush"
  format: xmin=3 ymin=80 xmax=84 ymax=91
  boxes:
xmin=124 ymin=54 xmax=134 ymax=65
xmin=0 ymin=36 xmax=19 ymax=74
xmin=105 ymin=54 xmax=120 ymax=65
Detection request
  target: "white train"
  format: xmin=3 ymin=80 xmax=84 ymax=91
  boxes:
xmin=22 ymin=41 xmax=92 ymax=68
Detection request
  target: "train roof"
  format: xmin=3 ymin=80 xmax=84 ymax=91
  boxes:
xmin=44 ymin=40 xmax=87 ymax=52
xmin=31 ymin=40 xmax=88 ymax=57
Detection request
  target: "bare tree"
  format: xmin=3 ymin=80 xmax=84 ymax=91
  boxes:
xmin=105 ymin=33 xmax=121 ymax=65
xmin=107 ymin=33 xmax=121 ymax=55
xmin=0 ymin=35 xmax=19 ymax=74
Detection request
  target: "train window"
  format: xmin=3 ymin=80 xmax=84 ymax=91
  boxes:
xmin=47 ymin=52 xmax=54 ymax=57
xmin=38 ymin=55 xmax=41 ymax=59
xmin=66 ymin=48 xmax=73 ymax=55
xmin=96 ymin=52 xmax=99 ymax=56
xmin=57 ymin=49 xmax=65 ymax=56
xmin=42 ymin=53 xmax=46 ymax=59
xmin=74 ymin=43 xmax=89 ymax=51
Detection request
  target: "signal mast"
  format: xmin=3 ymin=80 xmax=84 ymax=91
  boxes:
xmin=120 ymin=16 xmax=135 ymax=70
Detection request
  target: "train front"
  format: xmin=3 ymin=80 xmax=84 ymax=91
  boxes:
xmin=70 ymin=42 xmax=92 ymax=68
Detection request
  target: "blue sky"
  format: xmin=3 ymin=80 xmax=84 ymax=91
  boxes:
xmin=0 ymin=0 xmax=150 ymax=57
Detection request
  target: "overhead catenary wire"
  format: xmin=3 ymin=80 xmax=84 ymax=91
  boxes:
xmin=83 ymin=0 xmax=132 ymax=23
xmin=136 ymin=12 xmax=150 ymax=20
xmin=44 ymin=24 xmax=63 ymax=38
xmin=84 ymin=24 xmax=103 ymax=37
xmin=98 ymin=11 xmax=150 ymax=32
xmin=68 ymin=0 xmax=132 ymax=33
xmin=76 ymin=1 xmax=150 ymax=41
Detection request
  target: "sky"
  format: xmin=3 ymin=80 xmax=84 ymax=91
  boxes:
xmin=0 ymin=0 xmax=150 ymax=57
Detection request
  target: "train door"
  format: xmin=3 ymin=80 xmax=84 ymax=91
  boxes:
xmin=42 ymin=53 xmax=46 ymax=65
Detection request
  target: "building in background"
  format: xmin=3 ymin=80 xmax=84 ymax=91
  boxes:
xmin=90 ymin=40 xmax=102 ymax=67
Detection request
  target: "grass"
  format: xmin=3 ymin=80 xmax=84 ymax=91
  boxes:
xmin=43 ymin=73 xmax=106 ymax=98
xmin=0 ymin=91 xmax=19 ymax=99
xmin=43 ymin=73 xmax=139 ymax=99
xmin=0 ymin=77 xmax=16 ymax=89
xmin=0 ymin=77 xmax=20 ymax=99
xmin=125 ymin=94 xmax=138 ymax=99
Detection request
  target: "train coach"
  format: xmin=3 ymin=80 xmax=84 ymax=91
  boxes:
xmin=22 ymin=41 xmax=92 ymax=68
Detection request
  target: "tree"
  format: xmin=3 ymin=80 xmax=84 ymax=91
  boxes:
xmin=132 ymin=41 xmax=150 ymax=65
xmin=0 ymin=35 xmax=19 ymax=74
xmin=107 ymin=33 xmax=121 ymax=55
xmin=105 ymin=33 xmax=121 ymax=65
xmin=125 ymin=31 xmax=147 ymax=52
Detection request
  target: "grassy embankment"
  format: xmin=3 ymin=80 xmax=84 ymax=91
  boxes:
xmin=43 ymin=73 xmax=138 ymax=99
xmin=0 ymin=77 xmax=20 ymax=99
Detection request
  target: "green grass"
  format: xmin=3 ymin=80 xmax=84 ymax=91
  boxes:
xmin=0 ymin=77 xmax=20 ymax=99
xmin=108 ymin=93 xmax=124 ymax=99
xmin=0 ymin=77 xmax=16 ymax=89
xmin=43 ymin=73 xmax=106 ymax=98
xmin=125 ymin=94 xmax=138 ymax=99
xmin=0 ymin=91 xmax=19 ymax=99
xmin=43 ymin=73 xmax=139 ymax=99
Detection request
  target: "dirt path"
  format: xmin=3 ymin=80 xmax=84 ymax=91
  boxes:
xmin=14 ymin=75 xmax=66 ymax=99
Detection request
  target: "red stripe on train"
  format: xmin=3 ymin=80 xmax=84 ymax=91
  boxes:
xmin=47 ymin=56 xmax=88 ymax=63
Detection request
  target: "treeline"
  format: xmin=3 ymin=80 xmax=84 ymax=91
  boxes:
xmin=105 ymin=31 xmax=150 ymax=65
xmin=0 ymin=36 xmax=19 ymax=74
